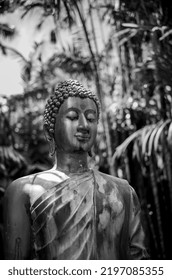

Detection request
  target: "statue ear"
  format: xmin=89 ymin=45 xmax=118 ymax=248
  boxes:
xmin=43 ymin=124 xmax=53 ymax=142
xmin=43 ymin=124 xmax=56 ymax=156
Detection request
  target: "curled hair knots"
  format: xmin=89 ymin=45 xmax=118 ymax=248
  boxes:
xmin=44 ymin=79 xmax=101 ymax=136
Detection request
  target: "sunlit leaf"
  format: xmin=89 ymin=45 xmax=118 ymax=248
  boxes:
xmin=122 ymin=23 xmax=139 ymax=28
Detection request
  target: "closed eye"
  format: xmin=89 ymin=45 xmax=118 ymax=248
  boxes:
xmin=66 ymin=111 xmax=78 ymax=120
xmin=87 ymin=117 xmax=95 ymax=122
xmin=67 ymin=116 xmax=78 ymax=120
xmin=86 ymin=113 xmax=96 ymax=122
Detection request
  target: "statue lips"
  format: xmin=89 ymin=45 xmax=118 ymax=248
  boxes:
xmin=75 ymin=133 xmax=90 ymax=142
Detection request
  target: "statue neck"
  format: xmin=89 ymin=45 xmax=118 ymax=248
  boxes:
xmin=54 ymin=151 xmax=89 ymax=174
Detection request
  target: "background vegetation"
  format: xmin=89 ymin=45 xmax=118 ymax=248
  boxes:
xmin=1 ymin=0 xmax=172 ymax=259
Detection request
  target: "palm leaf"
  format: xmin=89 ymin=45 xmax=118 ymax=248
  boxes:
xmin=149 ymin=157 xmax=165 ymax=258
xmin=118 ymin=30 xmax=138 ymax=46
xmin=132 ymin=138 xmax=141 ymax=162
xmin=147 ymin=122 xmax=163 ymax=156
xmin=160 ymin=122 xmax=172 ymax=212
xmin=0 ymin=41 xmax=7 ymax=54
xmin=0 ymin=145 xmax=27 ymax=178
xmin=159 ymin=29 xmax=172 ymax=41
xmin=153 ymin=120 xmax=171 ymax=152
xmin=0 ymin=42 xmax=28 ymax=64
xmin=141 ymin=124 xmax=156 ymax=157
xmin=167 ymin=122 xmax=172 ymax=149
xmin=62 ymin=0 xmax=75 ymax=26
xmin=112 ymin=128 xmax=142 ymax=161
xmin=114 ymin=28 xmax=131 ymax=38
xmin=122 ymin=23 xmax=139 ymax=29
xmin=21 ymin=2 xmax=44 ymax=19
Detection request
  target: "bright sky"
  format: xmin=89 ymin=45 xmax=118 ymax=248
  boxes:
xmin=0 ymin=9 xmax=53 ymax=96
xmin=0 ymin=56 xmax=23 ymax=95
xmin=0 ymin=4 xmax=111 ymax=97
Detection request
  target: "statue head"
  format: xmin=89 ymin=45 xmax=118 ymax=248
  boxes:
xmin=44 ymin=79 xmax=101 ymax=156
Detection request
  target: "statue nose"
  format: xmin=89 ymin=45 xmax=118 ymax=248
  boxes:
xmin=78 ymin=114 xmax=89 ymax=131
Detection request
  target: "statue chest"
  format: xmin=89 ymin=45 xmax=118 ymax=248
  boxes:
xmin=30 ymin=174 xmax=126 ymax=259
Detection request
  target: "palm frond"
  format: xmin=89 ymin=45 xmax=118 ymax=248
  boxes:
xmin=141 ymin=124 xmax=156 ymax=157
xmin=21 ymin=2 xmax=44 ymax=19
xmin=149 ymin=157 xmax=165 ymax=257
xmin=46 ymin=48 xmax=93 ymax=78
xmin=167 ymin=122 xmax=172 ymax=148
xmin=147 ymin=122 xmax=163 ymax=156
xmin=62 ymin=0 xmax=75 ymax=27
xmin=0 ymin=42 xmax=28 ymax=63
xmin=0 ymin=41 xmax=7 ymax=55
xmin=112 ymin=128 xmax=143 ymax=161
xmin=153 ymin=120 xmax=171 ymax=152
xmin=0 ymin=145 xmax=27 ymax=178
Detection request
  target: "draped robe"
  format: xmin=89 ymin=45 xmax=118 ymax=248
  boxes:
xmin=30 ymin=169 xmax=148 ymax=260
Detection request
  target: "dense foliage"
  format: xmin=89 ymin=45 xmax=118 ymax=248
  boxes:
xmin=1 ymin=0 xmax=172 ymax=259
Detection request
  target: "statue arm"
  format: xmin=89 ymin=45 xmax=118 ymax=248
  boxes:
xmin=3 ymin=180 xmax=32 ymax=259
xmin=128 ymin=187 xmax=149 ymax=259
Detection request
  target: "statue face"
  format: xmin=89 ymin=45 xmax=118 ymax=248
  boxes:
xmin=54 ymin=97 xmax=98 ymax=153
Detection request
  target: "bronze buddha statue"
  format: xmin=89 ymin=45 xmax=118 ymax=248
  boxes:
xmin=3 ymin=80 xmax=148 ymax=259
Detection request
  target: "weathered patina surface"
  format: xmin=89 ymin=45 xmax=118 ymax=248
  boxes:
xmin=30 ymin=170 xmax=147 ymax=260
xmin=3 ymin=80 xmax=148 ymax=260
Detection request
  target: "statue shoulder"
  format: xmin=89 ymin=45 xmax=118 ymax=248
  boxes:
xmin=4 ymin=174 xmax=36 ymax=201
xmin=5 ymin=170 xmax=67 ymax=206
xmin=95 ymin=170 xmax=129 ymax=186
xmin=10 ymin=174 xmax=36 ymax=186
xmin=93 ymin=170 xmax=132 ymax=195
xmin=94 ymin=170 xmax=140 ymax=205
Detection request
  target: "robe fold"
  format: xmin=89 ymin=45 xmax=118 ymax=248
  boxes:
xmin=30 ymin=169 xmax=148 ymax=260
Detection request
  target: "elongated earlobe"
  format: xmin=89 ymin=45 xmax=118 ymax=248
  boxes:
xmin=43 ymin=124 xmax=56 ymax=156
xmin=49 ymin=138 xmax=56 ymax=156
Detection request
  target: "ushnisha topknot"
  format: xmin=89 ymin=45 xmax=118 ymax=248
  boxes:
xmin=44 ymin=79 xmax=101 ymax=135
